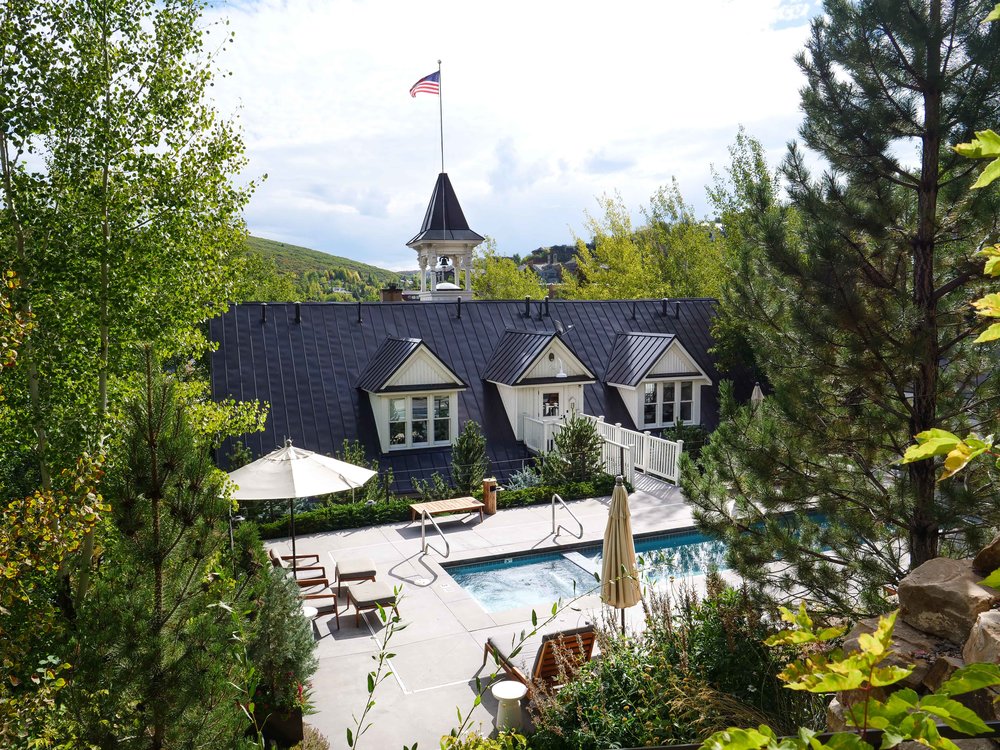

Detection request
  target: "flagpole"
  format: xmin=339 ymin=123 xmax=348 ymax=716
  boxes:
xmin=438 ymin=59 xmax=444 ymax=173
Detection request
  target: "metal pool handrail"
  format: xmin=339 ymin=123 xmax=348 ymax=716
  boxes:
xmin=419 ymin=509 xmax=450 ymax=558
xmin=551 ymin=493 xmax=583 ymax=540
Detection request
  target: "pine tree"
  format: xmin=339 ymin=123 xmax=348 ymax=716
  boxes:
xmin=543 ymin=413 xmax=604 ymax=485
xmin=66 ymin=353 xmax=250 ymax=748
xmin=685 ymin=0 xmax=1000 ymax=614
xmin=451 ymin=420 xmax=489 ymax=494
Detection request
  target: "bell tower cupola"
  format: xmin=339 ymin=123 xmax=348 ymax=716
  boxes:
xmin=407 ymin=172 xmax=483 ymax=301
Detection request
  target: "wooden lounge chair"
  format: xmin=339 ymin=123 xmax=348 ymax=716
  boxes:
xmin=299 ymin=587 xmax=340 ymax=629
xmin=482 ymin=625 xmax=596 ymax=698
xmin=269 ymin=548 xmax=327 ymax=580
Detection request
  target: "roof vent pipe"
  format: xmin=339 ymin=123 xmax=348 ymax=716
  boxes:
xmin=357 ymin=301 xmax=363 ymax=324
xmin=675 ymin=301 xmax=681 ymax=318
xmin=544 ymin=296 xmax=550 ymax=317
xmin=661 ymin=298 xmax=668 ymax=316
xmin=523 ymin=295 xmax=530 ymax=317
xmin=630 ymin=301 xmax=636 ymax=319
xmin=295 ymin=302 xmax=301 ymax=324
xmin=456 ymin=296 xmax=462 ymax=319
xmin=260 ymin=302 xmax=267 ymax=323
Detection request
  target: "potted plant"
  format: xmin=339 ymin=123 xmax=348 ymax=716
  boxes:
xmin=245 ymin=563 xmax=319 ymax=747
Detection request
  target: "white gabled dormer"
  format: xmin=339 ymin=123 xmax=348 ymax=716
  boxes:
xmin=605 ymin=332 xmax=712 ymax=430
xmin=482 ymin=329 xmax=595 ymax=447
xmin=357 ymin=337 xmax=466 ymax=452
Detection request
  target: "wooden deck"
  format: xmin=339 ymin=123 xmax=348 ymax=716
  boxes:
xmin=409 ymin=496 xmax=485 ymax=522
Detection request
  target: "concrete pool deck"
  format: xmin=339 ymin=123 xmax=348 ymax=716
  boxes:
xmin=268 ymin=482 xmax=699 ymax=749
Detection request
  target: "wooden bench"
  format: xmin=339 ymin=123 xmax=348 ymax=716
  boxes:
xmin=409 ymin=496 xmax=485 ymax=522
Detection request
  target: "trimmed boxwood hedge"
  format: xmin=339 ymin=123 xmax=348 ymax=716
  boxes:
xmin=257 ymin=473 xmax=622 ymax=540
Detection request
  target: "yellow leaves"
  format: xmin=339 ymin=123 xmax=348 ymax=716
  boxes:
xmin=901 ymin=429 xmax=993 ymax=481
xmin=769 ymin=608 xmax=914 ymax=696
xmin=766 ymin=602 xmax=845 ymax=647
xmin=972 ymin=287 xmax=1000 ymax=342
xmin=954 ymin=130 xmax=1000 ymax=188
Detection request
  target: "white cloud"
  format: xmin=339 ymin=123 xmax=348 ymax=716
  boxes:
xmin=205 ymin=0 xmax=814 ymax=270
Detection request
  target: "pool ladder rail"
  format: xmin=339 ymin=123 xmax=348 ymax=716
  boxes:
xmin=419 ymin=509 xmax=450 ymax=558
xmin=551 ymin=493 xmax=584 ymax=540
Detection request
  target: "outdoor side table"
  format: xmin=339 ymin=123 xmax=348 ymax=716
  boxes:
xmin=491 ymin=680 xmax=527 ymax=731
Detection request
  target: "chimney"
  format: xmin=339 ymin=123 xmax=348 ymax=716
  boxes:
xmin=380 ymin=283 xmax=403 ymax=303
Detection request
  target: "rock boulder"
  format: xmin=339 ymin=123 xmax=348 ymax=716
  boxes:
xmin=898 ymin=557 xmax=1000 ymax=643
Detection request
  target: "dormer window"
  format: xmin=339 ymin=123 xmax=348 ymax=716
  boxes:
xmin=388 ymin=394 xmax=452 ymax=448
xmin=642 ymin=380 xmax=696 ymax=428
xmin=606 ymin=332 xmax=712 ymax=431
xmin=482 ymin=329 xmax=596 ymax=447
xmin=357 ymin=337 xmax=467 ymax=452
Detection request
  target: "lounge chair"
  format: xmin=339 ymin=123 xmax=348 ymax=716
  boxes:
xmin=300 ymin=587 xmax=340 ymax=629
xmin=269 ymin=548 xmax=327 ymax=580
xmin=482 ymin=624 xmax=596 ymax=697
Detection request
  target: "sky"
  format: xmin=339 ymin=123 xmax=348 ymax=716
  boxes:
xmin=204 ymin=0 xmax=823 ymax=271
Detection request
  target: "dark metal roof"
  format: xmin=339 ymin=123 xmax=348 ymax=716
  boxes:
xmin=209 ymin=299 xmax=727 ymax=491
xmin=407 ymin=173 xmax=485 ymax=245
xmin=355 ymin=337 xmax=466 ymax=392
xmin=605 ymin=332 xmax=679 ymax=387
xmin=481 ymin=329 xmax=555 ymax=385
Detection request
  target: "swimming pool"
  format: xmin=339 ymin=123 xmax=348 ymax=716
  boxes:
xmin=443 ymin=527 xmax=728 ymax=613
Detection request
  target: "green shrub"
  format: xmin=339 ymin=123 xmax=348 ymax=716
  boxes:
xmin=440 ymin=730 xmax=528 ymax=749
xmin=505 ymin=464 xmax=542 ymax=491
xmin=658 ymin=422 xmax=708 ymax=459
xmin=529 ymin=577 xmax=823 ymax=749
xmin=412 ymin=470 xmax=453 ymax=500
xmin=255 ymin=474 xmax=619 ymax=539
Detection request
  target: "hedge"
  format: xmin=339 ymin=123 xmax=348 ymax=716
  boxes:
xmin=257 ymin=473 xmax=622 ymax=540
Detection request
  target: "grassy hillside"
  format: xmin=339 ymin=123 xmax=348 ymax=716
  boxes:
xmin=247 ymin=236 xmax=398 ymax=282
xmin=246 ymin=235 xmax=399 ymax=301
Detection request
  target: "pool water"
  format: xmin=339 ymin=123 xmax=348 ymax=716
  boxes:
xmin=444 ymin=528 xmax=729 ymax=613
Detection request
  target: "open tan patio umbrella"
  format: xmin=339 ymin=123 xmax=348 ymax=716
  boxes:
xmin=227 ymin=439 xmax=377 ymax=572
xmin=601 ymin=475 xmax=642 ymax=633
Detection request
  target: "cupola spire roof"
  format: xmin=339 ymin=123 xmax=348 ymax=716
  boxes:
xmin=407 ymin=172 xmax=484 ymax=246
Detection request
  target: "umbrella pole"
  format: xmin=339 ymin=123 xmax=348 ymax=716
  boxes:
xmin=621 ymin=608 xmax=626 ymax=635
xmin=290 ymin=497 xmax=297 ymax=576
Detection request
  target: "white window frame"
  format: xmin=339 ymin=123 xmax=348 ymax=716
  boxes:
xmin=385 ymin=393 xmax=456 ymax=451
xmin=640 ymin=379 xmax=700 ymax=429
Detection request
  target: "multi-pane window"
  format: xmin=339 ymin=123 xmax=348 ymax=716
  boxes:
xmin=386 ymin=394 xmax=454 ymax=449
xmin=411 ymin=397 xmax=428 ymax=445
xmin=679 ymin=382 xmax=693 ymax=422
xmin=642 ymin=381 xmax=697 ymax=427
xmin=643 ymin=384 xmax=657 ymax=425
xmin=433 ymin=395 xmax=450 ymax=442
xmin=389 ymin=398 xmax=406 ymax=445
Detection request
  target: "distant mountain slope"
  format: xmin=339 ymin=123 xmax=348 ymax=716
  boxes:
xmin=247 ymin=236 xmax=397 ymax=282
xmin=246 ymin=235 xmax=399 ymax=301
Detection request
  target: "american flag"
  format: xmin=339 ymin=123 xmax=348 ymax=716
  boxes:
xmin=409 ymin=70 xmax=440 ymax=97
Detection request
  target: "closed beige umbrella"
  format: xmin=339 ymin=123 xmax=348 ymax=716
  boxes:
xmin=601 ymin=475 xmax=641 ymax=633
